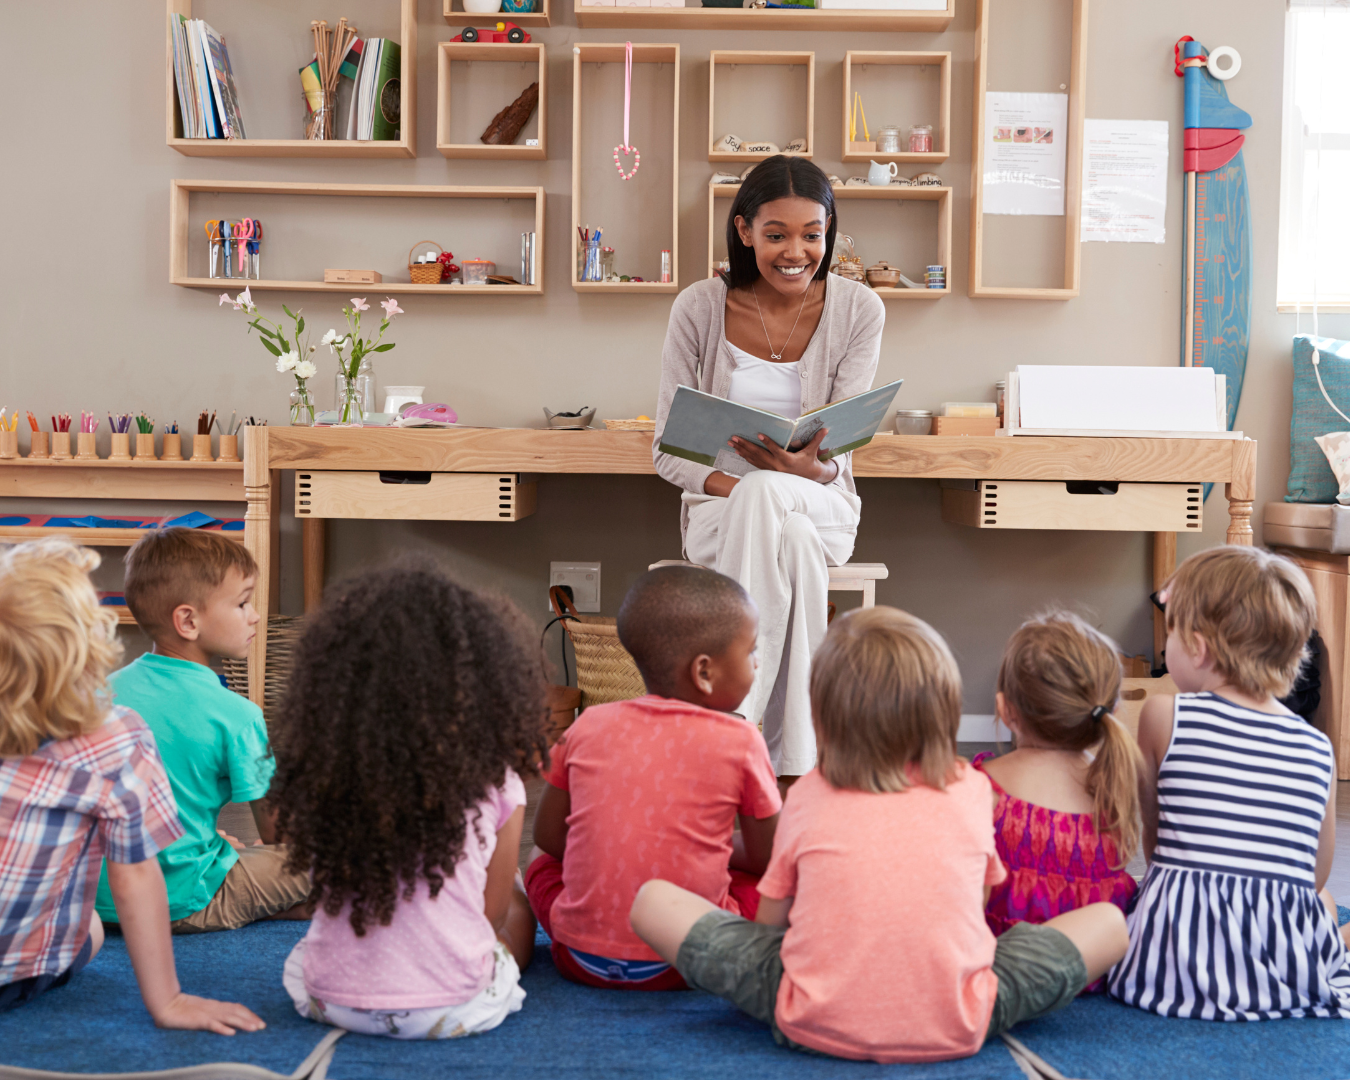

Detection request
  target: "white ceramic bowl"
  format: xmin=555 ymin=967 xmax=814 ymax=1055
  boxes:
xmin=463 ymin=0 xmax=503 ymax=12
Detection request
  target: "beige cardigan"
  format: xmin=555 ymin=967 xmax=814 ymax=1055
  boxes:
xmin=653 ymin=274 xmax=885 ymax=542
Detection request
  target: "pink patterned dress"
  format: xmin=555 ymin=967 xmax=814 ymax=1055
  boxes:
xmin=972 ymin=752 xmax=1137 ymax=965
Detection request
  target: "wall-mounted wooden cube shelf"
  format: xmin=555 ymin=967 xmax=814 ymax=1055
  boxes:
xmin=707 ymin=183 xmax=951 ymax=298
xmin=573 ymin=1 xmax=952 ymax=33
xmin=572 ymin=43 xmax=680 ymax=294
xmin=709 ymin=51 xmax=813 ymax=163
xmin=170 ymin=179 xmax=545 ymax=294
xmin=437 ymin=42 xmax=546 ymax=160
xmin=841 ymin=51 xmax=950 ymax=165
xmin=443 ymin=0 xmax=551 ymax=26
xmin=166 ymin=0 xmax=417 ymax=158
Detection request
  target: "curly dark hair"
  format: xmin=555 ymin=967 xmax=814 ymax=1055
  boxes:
xmin=270 ymin=559 xmax=549 ymax=936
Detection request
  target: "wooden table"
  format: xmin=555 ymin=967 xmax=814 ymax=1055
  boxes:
xmin=240 ymin=426 xmax=1256 ymax=706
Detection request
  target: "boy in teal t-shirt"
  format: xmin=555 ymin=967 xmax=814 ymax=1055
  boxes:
xmin=95 ymin=529 xmax=310 ymax=932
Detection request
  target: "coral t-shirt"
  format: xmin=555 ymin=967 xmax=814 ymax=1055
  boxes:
xmin=760 ymin=765 xmax=1007 ymax=1063
xmin=544 ymin=695 xmax=781 ymax=961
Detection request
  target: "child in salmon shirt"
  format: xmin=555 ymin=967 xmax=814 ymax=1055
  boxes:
xmin=631 ymin=607 xmax=1130 ymax=1063
xmin=525 ymin=565 xmax=781 ymax=990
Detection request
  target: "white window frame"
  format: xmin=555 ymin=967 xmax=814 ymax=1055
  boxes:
xmin=1277 ymin=0 xmax=1350 ymax=313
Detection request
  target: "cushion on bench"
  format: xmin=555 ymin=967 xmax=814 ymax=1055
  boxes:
xmin=1264 ymin=501 xmax=1350 ymax=554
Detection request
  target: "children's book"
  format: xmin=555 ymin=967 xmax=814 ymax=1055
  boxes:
xmin=200 ymin=21 xmax=246 ymax=139
xmin=169 ymin=14 xmax=198 ymax=137
xmin=370 ymin=41 xmax=401 ymax=141
xmin=658 ymin=380 xmax=903 ymax=477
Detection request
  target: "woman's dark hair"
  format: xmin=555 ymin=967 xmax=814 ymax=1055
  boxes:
xmin=271 ymin=560 xmax=549 ymax=936
xmin=723 ymin=156 xmax=838 ymax=289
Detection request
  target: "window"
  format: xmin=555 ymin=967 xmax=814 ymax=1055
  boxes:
xmin=1278 ymin=1 xmax=1350 ymax=312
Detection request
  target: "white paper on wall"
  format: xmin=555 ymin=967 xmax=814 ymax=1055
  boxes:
xmin=1081 ymin=119 xmax=1169 ymax=243
xmin=982 ymin=92 xmax=1069 ymax=216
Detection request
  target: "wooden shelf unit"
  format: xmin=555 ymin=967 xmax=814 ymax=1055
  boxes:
xmin=166 ymin=0 xmax=417 ymax=158
xmin=571 ymin=43 xmax=680 ymax=294
xmin=708 ymin=51 xmax=814 ymax=163
xmin=968 ymin=0 xmax=1088 ymax=299
xmin=437 ymin=42 xmax=547 ymax=160
xmin=169 ymin=179 xmax=546 ymax=295
xmin=443 ymin=0 xmax=551 ymax=27
xmin=841 ymin=51 xmax=950 ymax=165
xmin=573 ymin=2 xmax=953 ymax=33
xmin=707 ymin=183 xmax=951 ymax=298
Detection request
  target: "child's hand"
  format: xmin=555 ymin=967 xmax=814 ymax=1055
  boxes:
xmin=151 ymin=992 xmax=265 ymax=1035
xmin=217 ymin=829 xmax=245 ymax=851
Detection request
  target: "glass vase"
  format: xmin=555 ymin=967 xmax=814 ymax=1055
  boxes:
xmin=289 ymin=384 xmax=315 ymax=427
xmin=336 ymin=377 xmax=365 ymax=427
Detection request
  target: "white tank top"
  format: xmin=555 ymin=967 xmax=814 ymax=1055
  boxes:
xmin=725 ymin=342 xmax=802 ymax=419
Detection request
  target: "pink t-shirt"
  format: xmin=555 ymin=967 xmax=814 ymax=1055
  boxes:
xmin=545 ymin=695 xmax=781 ymax=960
xmin=760 ymin=765 xmax=1007 ymax=1063
xmin=299 ymin=770 xmax=526 ymax=1010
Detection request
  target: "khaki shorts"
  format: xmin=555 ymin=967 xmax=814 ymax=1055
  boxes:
xmin=171 ymin=845 xmax=312 ymax=935
xmin=674 ymin=911 xmax=1087 ymax=1053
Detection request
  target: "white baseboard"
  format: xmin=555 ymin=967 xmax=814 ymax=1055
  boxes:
xmin=958 ymin=714 xmax=999 ymax=743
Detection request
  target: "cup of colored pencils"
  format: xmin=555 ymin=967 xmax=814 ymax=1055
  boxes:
xmin=217 ymin=411 xmax=241 ymax=463
xmin=191 ymin=410 xmax=217 ymax=462
xmin=133 ymin=413 xmax=156 ymax=460
xmin=50 ymin=414 xmax=72 ymax=460
xmin=75 ymin=412 xmax=100 ymax=461
xmin=26 ymin=412 xmax=47 ymax=459
xmin=161 ymin=420 xmax=183 ymax=461
xmin=108 ymin=414 xmax=133 ymax=461
xmin=0 ymin=410 xmax=18 ymax=460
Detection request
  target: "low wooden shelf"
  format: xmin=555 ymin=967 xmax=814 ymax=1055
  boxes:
xmin=573 ymin=2 xmax=953 ymax=33
xmin=443 ymin=0 xmax=552 ymax=27
xmin=709 ymin=51 xmax=814 ymax=163
xmin=707 ymin=183 xmax=951 ymax=298
xmin=438 ymin=42 xmax=547 ymax=160
xmin=842 ymin=51 xmax=950 ymax=165
xmin=166 ymin=0 xmax=417 ymax=159
xmin=170 ymin=179 xmax=545 ymax=295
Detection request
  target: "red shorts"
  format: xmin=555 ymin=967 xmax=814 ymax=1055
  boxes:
xmin=523 ymin=853 xmax=762 ymax=991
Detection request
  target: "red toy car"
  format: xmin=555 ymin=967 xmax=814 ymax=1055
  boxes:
xmin=453 ymin=21 xmax=530 ymax=43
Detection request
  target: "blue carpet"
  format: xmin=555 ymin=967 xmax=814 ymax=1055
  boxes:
xmin=0 ymin=923 xmax=1021 ymax=1079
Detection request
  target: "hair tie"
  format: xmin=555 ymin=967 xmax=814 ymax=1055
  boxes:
xmin=1090 ymin=705 xmax=1108 ymax=723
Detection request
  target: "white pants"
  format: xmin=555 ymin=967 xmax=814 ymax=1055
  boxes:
xmin=684 ymin=470 xmax=861 ymax=775
xmin=284 ymin=937 xmax=525 ymax=1040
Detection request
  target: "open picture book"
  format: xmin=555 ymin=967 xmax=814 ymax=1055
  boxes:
xmin=658 ymin=380 xmax=903 ymax=477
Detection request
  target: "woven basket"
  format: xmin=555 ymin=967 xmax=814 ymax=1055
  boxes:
xmin=408 ymin=240 xmax=445 ymax=285
xmin=603 ymin=418 xmax=657 ymax=431
xmin=549 ymin=587 xmax=645 ymax=710
xmin=219 ymin=615 xmax=306 ymax=725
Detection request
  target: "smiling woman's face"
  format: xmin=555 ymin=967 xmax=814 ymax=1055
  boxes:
xmin=735 ymin=196 xmax=831 ymax=298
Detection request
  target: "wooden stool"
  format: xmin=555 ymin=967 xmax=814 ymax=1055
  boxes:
xmin=648 ymin=560 xmax=889 ymax=608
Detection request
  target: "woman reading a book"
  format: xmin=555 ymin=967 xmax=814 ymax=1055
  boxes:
xmin=652 ymin=156 xmax=884 ymax=784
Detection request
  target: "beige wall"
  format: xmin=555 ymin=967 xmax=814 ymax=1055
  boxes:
xmin=3 ymin=0 xmax=1348 ymax=711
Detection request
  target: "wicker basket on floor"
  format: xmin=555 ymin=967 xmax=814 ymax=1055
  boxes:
xmin=220 ymin=615 xmax=306 ymax=724
xmin=549 ymin=586 xmax=645 ymax=710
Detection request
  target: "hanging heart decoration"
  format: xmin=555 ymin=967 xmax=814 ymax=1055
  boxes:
xmin=612 ymin=42 xmax=640 ymax=181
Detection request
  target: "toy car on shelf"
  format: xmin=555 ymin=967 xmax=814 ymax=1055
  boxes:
xmin=453 ymin=21 xmax=530 ymax=43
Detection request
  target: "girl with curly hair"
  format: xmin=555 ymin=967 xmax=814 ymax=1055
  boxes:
xmin=272 ymin=561 xmax=549 ymax=1041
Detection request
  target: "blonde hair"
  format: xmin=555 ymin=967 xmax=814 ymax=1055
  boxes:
xmin=1164 ymin=546 xmax=1315 ymax=698
xmin=996 ymin=612 xmax=1141 ymax=864
xmin=0 ymin=539 xmax=121 ymax=757
xmin=809 ymin=606 xmax=961 ymax=793
xmin=123 ymin=528 xmax=258 ymax=639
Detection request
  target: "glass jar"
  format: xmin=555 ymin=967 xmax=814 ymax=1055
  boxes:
xmin=661 ymin=249 xmax=672 ymax=284
xmin=336 ymin=377 xmax=365 ymax=427
xmin=909 ymin=124 xmax=933 ymax=153
xmin=334 ymin=361 xmax=374 ymax=422
xmin=876 ymin=126 xmax=903 ymax=154
xmin=995 ymin=380 xmax=1006 ymax=419
xmin=583 ymin=239 xmax=602 ymax=282
xmin=289 ymin=385 xmax=315 ymax=427
xmin=600 ymin=246 xmax=615 ymax=280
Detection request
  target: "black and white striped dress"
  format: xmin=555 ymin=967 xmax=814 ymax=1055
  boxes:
xmin=1108 ymin=692 xmax=1350 ymax=1020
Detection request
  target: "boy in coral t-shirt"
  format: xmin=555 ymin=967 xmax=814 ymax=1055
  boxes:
xmin=525 ymin=566 xmax=781 ymax=990
xmin=631 ymin=608 xmax=1131 ymax=1062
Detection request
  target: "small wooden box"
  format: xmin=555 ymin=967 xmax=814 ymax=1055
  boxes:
xmin=932 ymin=416 xmax=1000 ymax=436
xmin=295 ymin=471 xmax=537 ymax=521
xmin=323 ymin=269 xmax=383 ymax=284
xmin=940 ymin=480 xmax=1202 ymax=532
xmin=848 ymin=141 xmax=876 ymax=155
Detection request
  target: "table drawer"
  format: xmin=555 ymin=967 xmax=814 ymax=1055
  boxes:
xmin=296 ymin=471 xmax=537 ymax=521
xmin=940 ymin=480 xmax=1202 ymax=531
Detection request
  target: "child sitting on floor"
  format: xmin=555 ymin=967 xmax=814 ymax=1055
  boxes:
xmin=273 ymin=563 xmax=546 ymax=1040
xmin=630 ymin=607 xmax=1129 ymax=1063
xmin=94 ymin=529 xmax=310 ymax=934
xmin=975 ymin=613 xmax=1141 ymax=957
xmin=0 ymin=539 xmax=262 ymax=1032
xmin=1110 ymin=546 xmax=1350 ymax=1019
xmin=526 ymin=565 xmax=782 ymax=990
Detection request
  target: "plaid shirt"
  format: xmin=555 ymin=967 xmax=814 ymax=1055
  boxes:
xmin=0 ymin=706 xmax=182 ymax=983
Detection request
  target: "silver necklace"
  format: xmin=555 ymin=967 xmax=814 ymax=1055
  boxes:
xmin=752 ymin=279 xmax=813 ymax=361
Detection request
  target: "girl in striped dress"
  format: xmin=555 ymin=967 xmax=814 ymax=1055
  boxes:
xmin=1109 ymin=546 xmax=1350 ymax=1020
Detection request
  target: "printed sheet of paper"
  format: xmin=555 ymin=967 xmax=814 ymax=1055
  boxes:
xmin=1081 ymin=119 xmax=1169 ymax=243
xmin=982 ymin=92 xmax=1069 ymax=215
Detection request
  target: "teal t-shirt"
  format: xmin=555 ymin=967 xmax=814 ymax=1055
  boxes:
xmin=94 ymin=654 xmax=274 ymax=922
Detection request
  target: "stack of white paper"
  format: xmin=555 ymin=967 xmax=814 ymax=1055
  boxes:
xmin=1010 ymin=365 xmax=1232 ymax=437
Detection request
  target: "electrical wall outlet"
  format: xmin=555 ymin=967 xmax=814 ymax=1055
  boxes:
xmin=549 ymin=561 xmax=601 ymax=612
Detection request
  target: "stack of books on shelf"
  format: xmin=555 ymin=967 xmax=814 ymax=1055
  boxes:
xmin=347 ymin=38 xmax=401 ymax=141
xmin=170 ymin=13 xmax=246 ymax=139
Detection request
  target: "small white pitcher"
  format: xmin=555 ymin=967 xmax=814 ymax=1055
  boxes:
xmin=868 ymin=160 xmax=899 ymax=185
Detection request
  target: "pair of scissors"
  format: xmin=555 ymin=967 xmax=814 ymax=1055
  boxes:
xmin=204 ymin=220 xmax=225 ymax=277
xmin=232 ymin=219 xmax=257 ymax=276
xmin=247 ymin=219 xmax=263 ymax=280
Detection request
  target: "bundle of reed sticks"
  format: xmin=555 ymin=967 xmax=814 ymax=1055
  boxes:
xmin=306 ymin=18 xmax=358 ymax=140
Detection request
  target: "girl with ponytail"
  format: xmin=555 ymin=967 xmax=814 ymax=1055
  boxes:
xmin=973 ymin=612 xmax=1141 ymax=988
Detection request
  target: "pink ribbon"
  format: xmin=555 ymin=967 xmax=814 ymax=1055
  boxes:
xmin=613 ymin=41 xmax=640 ymax=181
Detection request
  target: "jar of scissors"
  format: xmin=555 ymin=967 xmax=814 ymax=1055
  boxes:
xmin=206 ymin=218 xmax=263 ymax=280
